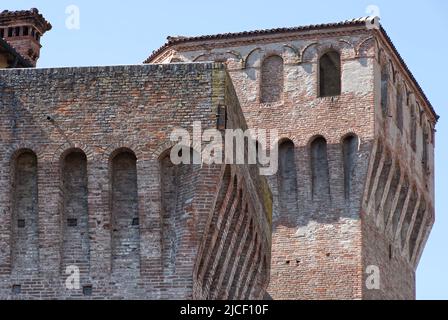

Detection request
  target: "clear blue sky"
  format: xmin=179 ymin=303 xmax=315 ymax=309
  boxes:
xmin=5 ymin=0 xmax=446 ymax=299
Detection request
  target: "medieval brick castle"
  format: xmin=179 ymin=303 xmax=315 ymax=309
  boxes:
xmin=0 ymin=9 xmax=437 ymax=300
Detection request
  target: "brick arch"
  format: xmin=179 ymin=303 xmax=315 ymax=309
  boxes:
xmin=259 ymin=50 xmax=285 ymax=63
xmin=60 ymin=148 xmax=90 ymax=283
xmin=109 ymin=147 xmax=140 ymax=279
xmin=379 ymin=53 xmax=396 ymax=82
xmin=302 ymin=41 xmax=355 ymax=63
xmin=337 ymin=39 xmax=356 ymax=59
xmin=405 ymin=88 xmax=415 ymax=106
xmin=318 ymin=48 xmax=342 ymax=97
xmin=300 ymin=42 xmax=319 ymax=63
xmin=309 ymin=135 xmax=331 ymax=201
xmin=276 ymin=138 xmax=299 ymax=220
xmin=52 ymin=142 xmax=95 ymax=163
xmin=282 ymin=44 xmax=300 ymax=64
xmin=420 ymin=110 xmax=427 ymax=127
xmin=10 ymin=147 xmax=39 ymax=276
xmin=340 ymin=131 xmax=361 ymax=146
xmin=102 ymin=141 xmax=144 ymax=162
xmin=306 ymin=134 xmax=327 ymax=148
xmin=196 ymin=50 xmax=241 ymax=60
xmin=109 ymin=147 xmax=138 ymax=162
xmin=341 ymin=133 xmax=360 ymax=200
xmin=244 ymin=47 xmax=262 ymax=69
xmin=275 ymin=136 xmax=298 ymax=148
xmin=356 ymin=36 xmax=378 ymax=58
xmin=260 ymin=54 xmax=284 ymax=104
xmin=395 ymin=76 xmax=405 ymax=90
xmin=5 ymin=143 xmax=44 ymax=165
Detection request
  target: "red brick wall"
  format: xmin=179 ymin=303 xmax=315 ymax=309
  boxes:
xmin=149 ymin=24 xmax=436 ymax=299
xmin=0 ymin=63 xmax=271 ymax=299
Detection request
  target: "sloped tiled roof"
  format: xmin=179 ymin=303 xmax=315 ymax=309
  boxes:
xmin=144 ymin=17 xmax=371 ymax=63
xmin=144 ymin=17 xmax=438 ymax=121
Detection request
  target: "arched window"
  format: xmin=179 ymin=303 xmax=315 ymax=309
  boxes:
xmin=410 ymin=105 xmax=417 ymax=151
xmin=11 ymin=150 xmax=39 ymax=275
xmin=396 ymin=85 xmax=403 ymax=132
xmin=422 ymin=127 xmax=429 ymax=169
xmin=319 ymin=51 xmax=341 ymax=97
xmin=61 ymin=150 xmax=89 ymax=278
xmin=381 ymin=66 xmax=389 ymax=115
xmin=110 ymin=149 xmax=140 ymax=277
xmin=277 ymin=140 xmax=299 ymax=216
xmin=342 ymin=135 xmax=358 ymax=200
xmin=260 ymin=55 xmax=284 ymax=103
xmin=310 ymin=137 xmax=330 ymax=200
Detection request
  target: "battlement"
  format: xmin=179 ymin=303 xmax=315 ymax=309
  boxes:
xmin=0 ymin=8 xmax=51 ymax=66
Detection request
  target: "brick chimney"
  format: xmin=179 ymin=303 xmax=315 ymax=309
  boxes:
xmin=0 ymin=8 xmax=51 ymax=67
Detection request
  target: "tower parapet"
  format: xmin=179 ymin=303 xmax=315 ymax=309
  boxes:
xmin=0 ymin=8 xmax=51 ymax=66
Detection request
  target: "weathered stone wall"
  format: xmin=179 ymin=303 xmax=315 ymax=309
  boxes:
xmin=0 ymin=63 xmax=271 ymax=299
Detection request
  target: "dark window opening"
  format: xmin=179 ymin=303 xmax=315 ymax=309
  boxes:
xmin=67 ymin=218 xmax=78 ymax=227
xmin=342 ymin=135 xmax=358 ymax=200
xmin=83 ymin=285 xmax=93 ymax=296
xmin=216 ymin=105 xmax=227 ymax=130
xmin=17 ymin=219 xmax=25 ymax=228
xmin=310 ymin=137 xmax=331 ymax=200
xmin=381 ymin=67 xmax=389 ymax=115
xmin=23 ymin=26 xmax=29 ymax=36
xmin=260 ymin=55 xmax=284 ymax=103
xmin=8 ymin=28 xmax=13 ymax=37
xmin=396 ymin=86 xmax=403 ymax=131
xmin=410 ymin=105 xmax=417 ymax=151
xmin=15 ymin=27 xmax=20 ymax=37
xmin=319 ymin=51 xmax=341 ymax=97
xmin=132 ymin=218 xmax=139 ymax=226
xmin=422 ymin=130 xmax=429 ymax=168
xmin=12 ymin=285 xmax=21 ymax=295
xmin=0 ymin=29 xmax=4 ymax=38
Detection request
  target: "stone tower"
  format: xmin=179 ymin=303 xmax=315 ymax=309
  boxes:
xmin=146 ymin=17 xmax=438 ymax=300
xmin=0 ymin=8 xmax=51 ymax=66
xmin=0 ymin=8 xmax=273 ymax=300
